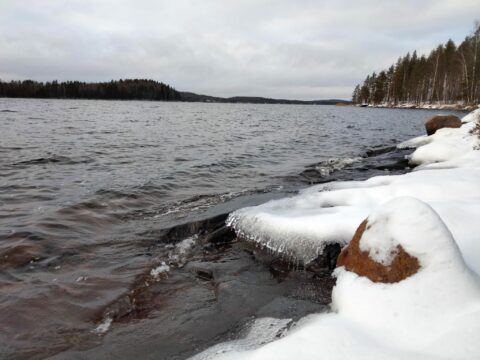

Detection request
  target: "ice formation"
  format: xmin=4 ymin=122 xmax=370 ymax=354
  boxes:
xmin=201 ymin=197 xmax=480 ymax=359
xmin=191 ymin=318 xmax=292 ymax=360
xmin=93 ymin=317 xmax=113 ymax=335
xmin=150 ymin=261 xmax=170 ymax=279
xmin=227 ymin=110 xmax=480 ymax=273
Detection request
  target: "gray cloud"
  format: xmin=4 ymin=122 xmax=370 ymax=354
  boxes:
xmin=1 ymin=0 xmax=479 ymax=99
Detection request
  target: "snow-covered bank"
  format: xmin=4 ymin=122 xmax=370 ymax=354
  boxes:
xmin=193 ymin=108 xmax=480 ymax=359
xmin=358 ymin=102 xmax=478 ymax=111
xmin=203 ymin=197 xmax=480 ymax=360
xmin=227 ymin=108 xmax=480 ymax=273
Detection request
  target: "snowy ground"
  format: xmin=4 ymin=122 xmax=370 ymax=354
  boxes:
xmin=362 ymin=102 xmax=477 ymax=111
xmin=193 ymin=108 xmax=480 ymax=359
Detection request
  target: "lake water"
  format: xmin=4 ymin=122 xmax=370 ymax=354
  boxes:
xmin=0 ymin=99 xmax=466 ymax=358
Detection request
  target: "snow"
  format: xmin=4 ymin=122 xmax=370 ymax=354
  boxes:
xmin=199 ymin=197 xmax=480 ymax=360
xmin=401 ymin=120 xmax=478 ymax=166
xmin=227 ymin=110 xmax=480 ymax=273
xmin=357 ymin=197 xmax=463 ymax=269
xmin=461 ymin=107 xmax=480 ymax=123
xmin=365 ymin=102 xmax=478 ymax=111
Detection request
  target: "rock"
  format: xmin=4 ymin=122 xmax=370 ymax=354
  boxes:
xmin=306 ymin=243 xmax=341 ymax=276
xmin=203 ymin=225 xmax=236 ymax=245
xmin=0 ymin=243 xmax=44 ymax=269
xmin=336 ymin=220 xmax=420 ymax=283
xmin=425 ymin=115 xmax=462 ymax=135
xmin=195 ymin=268 xmax=214 ymax=281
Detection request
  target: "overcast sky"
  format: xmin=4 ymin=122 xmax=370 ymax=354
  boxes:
xmin=1 ymin=0 xmax=479 ymax=100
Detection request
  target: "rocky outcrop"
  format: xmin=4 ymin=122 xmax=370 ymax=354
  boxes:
xmin=336 ymin=220 xmax=420 ymax=283
xmin=425 ymin=115 xmax=462 ymax=135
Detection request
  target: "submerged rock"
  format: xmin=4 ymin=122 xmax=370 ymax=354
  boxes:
xmin=336 ymin=219 xmax=420 ymax=283
xmin=425 ymin=114 xmax=461 ymax=135
xmin=0 ymin=243 xmax=44 ymax=269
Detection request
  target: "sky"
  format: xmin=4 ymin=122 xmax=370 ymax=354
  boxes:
xmin=1 ymin=0 xmax=479 ymax=100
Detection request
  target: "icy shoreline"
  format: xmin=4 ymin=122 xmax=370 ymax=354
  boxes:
xmin=196 ymin=108 xmax=480 ymax=359
xmin=227 ymin=108 xmax=480 ymax=272
xmin=357 ymin=102 xmax=477 ymax=111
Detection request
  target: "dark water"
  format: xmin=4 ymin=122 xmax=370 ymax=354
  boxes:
xmin=0 ymin=98 xmax=466 ymax=359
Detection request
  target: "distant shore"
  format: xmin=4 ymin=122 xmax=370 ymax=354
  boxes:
xmin=0 ymin=79 xmax=350 ymax=106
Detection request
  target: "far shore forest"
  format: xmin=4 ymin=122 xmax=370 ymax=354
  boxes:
xmin=0 ymin=79 xmax=181 ymax=101
xmin=352 ymin=23 xmax=480 ymax=106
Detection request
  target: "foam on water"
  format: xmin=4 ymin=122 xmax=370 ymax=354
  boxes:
xmin=314 ymin=157 xmax=362 ymax=177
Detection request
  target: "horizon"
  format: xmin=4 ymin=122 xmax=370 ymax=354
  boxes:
xmin=1 ymin=1 xmax=480 ymax=100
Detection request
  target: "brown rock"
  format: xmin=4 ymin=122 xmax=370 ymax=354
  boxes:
xmin=0 ymin=243 xmax=44 ymax=269
xmin=336 ymin=220 xmax=420 ymax=283
xmin=425 ymin=115 xmax=462 ymax=136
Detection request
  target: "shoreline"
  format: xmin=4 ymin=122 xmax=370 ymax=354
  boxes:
xmin=355 ymin=102 xmax=478 ymax=111
xmin=209 ymin=108 xmax=480 ymax=359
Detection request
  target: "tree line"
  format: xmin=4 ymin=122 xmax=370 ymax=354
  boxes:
xmin=352 ymin=23 xmax=480 ymax=105
xmin=0 ymin=79 xmax=181 ymax=101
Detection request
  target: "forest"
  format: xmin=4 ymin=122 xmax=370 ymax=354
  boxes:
xmin=0 ymin=79 xmax=181 ymax=101
xmin=352 ymin=23 xmax=480 ymax=106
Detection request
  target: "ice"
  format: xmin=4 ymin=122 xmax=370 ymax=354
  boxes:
xmin=150 ymin=262 xmax=170 ymax=279
xmin=163 ymin=235 xmax=197 ymax=268
xmin=205 ymin=198 xmax=480 ymax=360
xmin=227 ymin=110 xmax=480 ymax=272
xmin=190 ymin=318 xmax=292 ymax=360
xmin=314 ymin=157 xmax=362 ymax=177
xmin=175 ymin=236 xmax=196 ymax=254
xmin=93 ymin=317 xmax=113 ymax=335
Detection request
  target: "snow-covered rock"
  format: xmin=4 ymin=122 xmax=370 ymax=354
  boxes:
xmin=400 ymin=119 xmax=479 ymax=166
xmin=336 ymin=218 xmax=420 ymax=284
xmin=424 ymin=114 xmax=461 ymax=135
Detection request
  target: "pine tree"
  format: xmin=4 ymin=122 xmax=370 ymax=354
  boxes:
xmin=352 ymin=22 xmax=480 ymax=106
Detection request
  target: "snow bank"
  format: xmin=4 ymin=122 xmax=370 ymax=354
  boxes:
xmin=227 ymin=110 xmax=480 ymax=273
xmin=366 ymin=102 xmax=478 ymax=111
xmin=399 ymin=119 xmax=478 ymax=166
xmin=199 ymin=198 xmax=480 ymax=360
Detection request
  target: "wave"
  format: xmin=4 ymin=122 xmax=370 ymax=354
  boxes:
xmin=13 ymin=155 xmax=94 ymax=166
